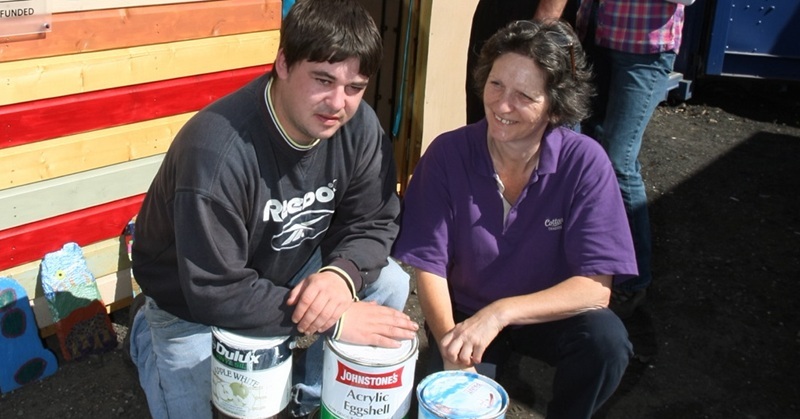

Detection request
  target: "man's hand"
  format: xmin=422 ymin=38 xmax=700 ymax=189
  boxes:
xmin=337 ymin=301 xmax=419 ymax=348
xmin=286 ymin=270 xmax=353 ymax=334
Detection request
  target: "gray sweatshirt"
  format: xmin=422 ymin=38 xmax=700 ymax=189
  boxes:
xmin=132 ymin=74 xmax=400 ymax=337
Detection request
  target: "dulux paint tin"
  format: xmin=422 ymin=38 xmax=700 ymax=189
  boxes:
xmin=321 ymin=336 xmax=418 ymax=418
xmin=211 ymin=327 xmax=293 ymax=419
xmin=416 ymin=371 xmax=509 ymax=419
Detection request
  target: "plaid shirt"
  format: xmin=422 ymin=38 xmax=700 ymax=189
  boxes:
xmin=577 ymin=0 xmax=685 ymax=54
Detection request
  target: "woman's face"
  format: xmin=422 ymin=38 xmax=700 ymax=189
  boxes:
xmin=482 ymin=52 xmax=551 ymax=144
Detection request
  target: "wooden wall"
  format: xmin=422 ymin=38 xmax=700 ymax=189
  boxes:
xmin=0 ymin=0 xmax=282 ymax=336
xmin=0 ymin=0 xmax=475 ymax=334
xmin=392 ymin=0 xmax=477 ymax=193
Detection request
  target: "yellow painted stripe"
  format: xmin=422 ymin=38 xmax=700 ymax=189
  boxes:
xmin=0 ymin=113 xmax=191 ymax=189
xmin=49 ymin=0 xmax=207 ymax=14
xmin=0 ymin=154 xmax=164 ymax=230
xmin=1 ymin=30 xmax=279 ymax=105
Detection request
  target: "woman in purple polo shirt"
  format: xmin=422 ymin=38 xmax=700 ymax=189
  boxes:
xmin=393 ymin=20 xmax=637 ymax=419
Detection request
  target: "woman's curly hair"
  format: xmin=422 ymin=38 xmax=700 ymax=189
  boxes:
xmin=472 ymin=19 xmax=594 ymax=127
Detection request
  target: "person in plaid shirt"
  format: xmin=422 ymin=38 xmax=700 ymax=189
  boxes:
xmin=576 ymin=0 xmax=686 ymax=319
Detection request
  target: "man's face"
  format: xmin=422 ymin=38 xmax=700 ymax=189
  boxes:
xmin=272 ymin=51 xmax=369 ymax=145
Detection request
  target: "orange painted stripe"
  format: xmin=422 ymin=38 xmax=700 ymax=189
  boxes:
xmin=0 ymin=0 xmax=281 ymax=62
xmin=0 ymin=195 xmax=144 ymax=270
xmin=0 ymin=65 xmax=270 ymax=149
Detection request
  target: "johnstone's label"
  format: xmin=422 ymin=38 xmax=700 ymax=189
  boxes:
xmin=321 ymin=360 xmax=412 ymax=418
xmin=336 ymin=362 xmax=404 ymax=389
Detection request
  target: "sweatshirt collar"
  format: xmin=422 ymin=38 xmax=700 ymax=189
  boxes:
xmin=264 ymin=76 xmax=321 ymax=151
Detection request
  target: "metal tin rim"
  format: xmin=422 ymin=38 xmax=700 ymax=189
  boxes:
xmin=325 ymin=335 xmax=419 ymax=366
xmin=417 ymin=371 xmax=508 ymax=419
xmin=211 ymin=327 xmax=291 ymax=350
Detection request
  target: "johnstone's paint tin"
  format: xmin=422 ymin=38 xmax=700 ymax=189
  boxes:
xmin=211 ymin=328 xmax=293 ymax=419
xmin=416 ymin=371 xmax=509 ymax=419
xmin=321 ymin=336 xmax=418 ymax=418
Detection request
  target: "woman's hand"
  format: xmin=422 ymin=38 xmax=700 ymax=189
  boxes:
xmin=439 ymin=308 xmax=504 ymax=366
xmin=443 ymin=359 xmax=477 ymax=374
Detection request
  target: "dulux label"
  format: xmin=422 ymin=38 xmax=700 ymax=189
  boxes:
xmin=211 ymin=329 xmax=292 ymax=418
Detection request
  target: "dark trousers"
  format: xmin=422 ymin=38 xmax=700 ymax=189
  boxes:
xmin=425 ymin=308 xmax=632 ymax=419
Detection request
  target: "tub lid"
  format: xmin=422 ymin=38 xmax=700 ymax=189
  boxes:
xmin=417 ymin=371 xmax=508 ymax=418
xmin=327 ymin=336 xmax=418 ymax=365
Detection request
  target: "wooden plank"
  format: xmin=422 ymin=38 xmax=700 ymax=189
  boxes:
xmin=0 ymin=113 xmax=183 ymax=189
xmin=417 ymin=0 xmax=473 ymax=157
xmin=1 ymin=237 xmax=132 ymax=300
xmin=0 ymin=155 xmax=163 ymax=229
xmin=0 ymin=195 xmax=144 ymax=270
xmin=0 ymin=0 xmax=281 ymax=62
xmin=31 ymin=270 xmax=136 ymax=337
xmin=49 ymin=0 xmax=208 ymax=14
xmin=0 ymin=65 xmax=270 ymax=149
xmin=1 ymin=30 xmax=280 ymax=106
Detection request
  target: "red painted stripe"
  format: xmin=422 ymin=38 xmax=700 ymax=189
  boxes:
xmin=0 ymin=65 xmax=271 ymax=149
xmin=0 ymin=195 xmax=144 ymax=270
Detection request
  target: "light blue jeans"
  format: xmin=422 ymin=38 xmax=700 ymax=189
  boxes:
xmin=583 ymin=47 xmax=676 ymax=292
xmin=129 ymin=252 xmax=410 ymax=418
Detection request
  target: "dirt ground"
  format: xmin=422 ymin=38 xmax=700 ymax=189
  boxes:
xmin=1 ymin=76 xmax=798 ymax=418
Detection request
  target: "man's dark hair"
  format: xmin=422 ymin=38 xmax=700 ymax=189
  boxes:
xmin=280 ymin=0 xmax=383 ymax=77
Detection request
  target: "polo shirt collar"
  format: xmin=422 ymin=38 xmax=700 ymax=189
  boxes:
xmin=467 ymin=119 xmax=564 ymax=178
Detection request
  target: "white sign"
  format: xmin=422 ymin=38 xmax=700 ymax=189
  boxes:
xmin=0 ymin=0 xmax=51 ymax=37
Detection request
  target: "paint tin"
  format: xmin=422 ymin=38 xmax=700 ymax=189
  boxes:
xmin=321 ymin=336 xmax=418 ymax=418
xmin=416 ymin=371 xmax=509 ymax=419
xmin=211 ymin=327 xmax=293 ymax=419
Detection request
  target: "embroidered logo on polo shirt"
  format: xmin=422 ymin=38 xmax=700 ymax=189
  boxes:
xmin=545 ymin=218 xmax=563 ymax=231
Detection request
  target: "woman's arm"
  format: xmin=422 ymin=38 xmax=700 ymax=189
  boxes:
xmin=416 ymin=268 xmax=455 ymax=345
xmin=486 ymin=274 xmax=612 ymax=327
xmin=441 ymin=274 xmax=612 ymax=366
xmin=416 ymin=268 xmax=475 ymax=371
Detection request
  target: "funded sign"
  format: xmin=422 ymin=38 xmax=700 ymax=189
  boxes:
xmin=1 ymin=0 xmax=51 ymax=37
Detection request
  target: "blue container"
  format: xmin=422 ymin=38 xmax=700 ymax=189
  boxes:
xmin=416 ymin=371 xmax=508 ymax=419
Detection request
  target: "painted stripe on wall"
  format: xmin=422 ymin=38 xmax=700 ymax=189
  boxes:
xmin=1 ymin=30 xmax=280 ymax=106
xmin=0 ymin=65 xmax=270 ymax=149
xmin=0 ymin=195 xmax=144 ymax=270
xmin=1 ymin=114 xmax=184 ymax=189
xmin=0 ymin=0 xmax=280 ymax=62
xmin=0 ymin=155 xmax=164 ymax=229
xmin=49 ymin=0 xmax=208 ymax=14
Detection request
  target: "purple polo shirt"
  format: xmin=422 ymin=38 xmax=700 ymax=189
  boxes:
xmin=392 ymin=121 xmax=637 ymax=315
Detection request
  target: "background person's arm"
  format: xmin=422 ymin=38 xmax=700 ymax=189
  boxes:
xmin=534 ymin=0 xmax=569 ymax=21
